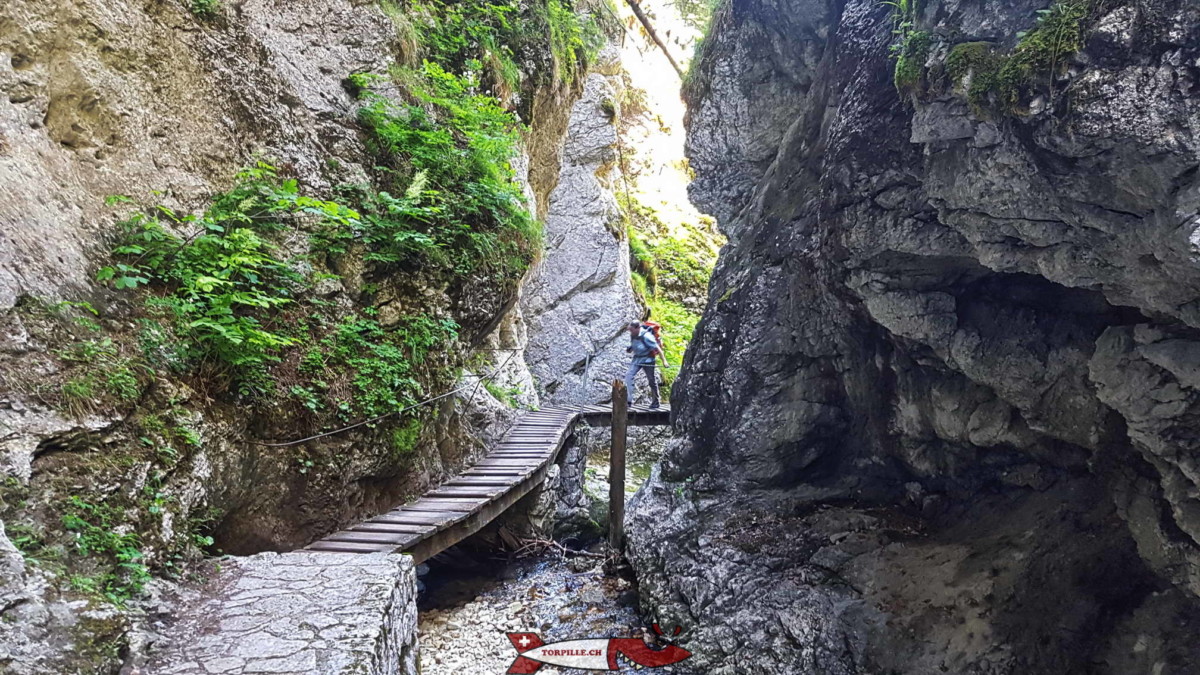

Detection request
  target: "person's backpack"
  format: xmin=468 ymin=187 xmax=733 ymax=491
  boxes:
xmin=642 ymin=321 xmax=665 ymax=358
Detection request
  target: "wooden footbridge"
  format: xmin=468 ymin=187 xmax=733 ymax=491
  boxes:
xmin=304 ymin=402 xmax=670 ymax=561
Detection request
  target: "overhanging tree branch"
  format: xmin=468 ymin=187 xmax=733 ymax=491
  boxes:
xmin=625 ymin=0 xmax=685 ymax=79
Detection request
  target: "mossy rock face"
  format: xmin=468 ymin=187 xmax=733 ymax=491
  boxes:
xmin=893 ymin=0 xmax=1117 ymax=115
xmin=894 ymin=31 xmax=933 ymax=94
xmin=72 ymin=605 xmax=132 ymax=670
xmin=945 ymin=41 xmax=1005 ymax=112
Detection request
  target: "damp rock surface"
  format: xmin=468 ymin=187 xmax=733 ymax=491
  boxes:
xmin=629 ymin=0 xmax=1200 ymax=672
xmin=419 ymin=553 xmax=696 ymax=675
xmin=142 ymin=552 xmax=418 ymax=675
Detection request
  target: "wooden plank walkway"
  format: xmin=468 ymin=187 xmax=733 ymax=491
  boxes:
xmin=305 ymin=403 xmax=670 ymax=562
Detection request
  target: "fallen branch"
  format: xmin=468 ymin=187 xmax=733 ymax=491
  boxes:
xmin=512 ymin=536 xmax=606 ymax=559
xmin=625 ymin=0 xmax=685 ymax=79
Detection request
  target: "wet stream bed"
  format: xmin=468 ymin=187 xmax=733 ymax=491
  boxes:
xmin=419 ymin=553 xmax=660 ymax=674
xmin=418 ymin=436 xmax=683 ymax=675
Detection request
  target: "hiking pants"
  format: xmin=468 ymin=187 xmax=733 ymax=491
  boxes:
xmin=624 ymin=362 xmax=659 ymax=405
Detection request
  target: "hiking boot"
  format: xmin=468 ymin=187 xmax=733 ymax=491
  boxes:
xmin=649 ymin=401 xmax=660 ymax=410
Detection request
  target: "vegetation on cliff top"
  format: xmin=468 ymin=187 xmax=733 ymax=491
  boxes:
xmin=886 ymin=0 xmax=1113 ymax=114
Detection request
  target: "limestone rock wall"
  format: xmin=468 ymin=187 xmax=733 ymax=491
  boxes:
xmin=0 ymin=0 xmax=586 ymax=670
xmin=628 ymin=0 xmax=1200 ymax=672
xmin=522 ymin=50 xmax=644 ymax=406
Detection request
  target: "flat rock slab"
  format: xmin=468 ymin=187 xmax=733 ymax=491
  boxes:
xmin=143 ymin=552 xmax=417 ymax=675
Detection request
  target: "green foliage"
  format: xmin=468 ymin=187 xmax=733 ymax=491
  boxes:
xmin=484 ymin=380 xmax=525 ymax=408
xmin=379 ymin=1 xmax=422 ymax=67
xmin=189 ymin=0 xmax=220 ymax=18
xmin=99 ymin=163 xmax=360 ymax=395
xmin=622 ymin=194 xmax=717 ymax=303
xmin=311 ymin=313 xmax=459 ymax=419
xmin=945 ymin=41 xmax=1005 ymax=112
xmin=390 ymin=417 xmax=423 ymax=456
xmin=406 ymin=0 xmax=602 ymax=92
xmin=645 ymin=233 xmax=713 ymax=296
xmin=628 ymin=230 xmax=659 ymax=295
xmin=413 ymin=0 xmax=524 ymax=93
xmin=945 ymin=0 xmax=1103 ymax=113
xmin=996 ymin=0 xmax=1092 ymax=104
xmin=5 ymin=520 xmax=57 ymax=565
xmin=883 ymin=0 xmax=928 ymax=95
xmin=671 ymin=0 xmax=723 ymax=32
xmin=644 ymin=295 xmax=699 ymax=389
xmin=57 ymin=337 xmax=145 ymax=412
xmin=893 ymin=30 xmax=932 ymax=93
xmin=618 ymin=193 xmax=715 ymax=396
xmin=346 ymin=72 xmax=386 ymax=97
xmin=543 ymin=0 xmax=602 ymax=85
xmin=630 ymin=270 xmax=650 ymax=300
xmin=61 ymin=497 xmax=150 ymax=606
xmin=347 ymin=62 xmax=541 ymax=280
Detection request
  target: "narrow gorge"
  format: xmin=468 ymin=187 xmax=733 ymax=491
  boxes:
xmin=3 ymin=0 xmax=1200 ymax=673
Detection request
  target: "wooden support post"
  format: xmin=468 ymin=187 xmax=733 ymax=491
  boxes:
xmin=609 ymin=380 xmax=628 ymax=552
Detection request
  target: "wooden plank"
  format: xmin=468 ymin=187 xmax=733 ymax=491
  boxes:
xmin=306 ymin=540 xmax=397 ymax=553
xmin=403 ymin=501 xmax=482 ymax=513
xmin=387 ymin=509 xmax=466 ymax=523
xmin=405 ymin=468 xmax=552 ymax=563
xmin=428 ymin=486 xmax=507 ymax=498
xmin=374 ymin=512 xmax=462 ymax=526
xmin=428 ymin=484 xmax=510 ymax=494
xmin=446 ymin=479 xmax=513 ymax=488
xmin=352 ymin=522 xmax=429 ymax=534
xmin=309 ymin=405 xmax=617 ymax=557
xmin=325 ymin=531 xmax=418 ymax=546
xmin=409 ymin=497 xmax=488 ymax=508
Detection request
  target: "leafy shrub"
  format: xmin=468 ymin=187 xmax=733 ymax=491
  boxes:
xmin=628 ymin=230 xmax=659 ymax=295
xmin=945 ymin=41 xmax=1005 ymax=112
xmin=484 ymin=380 xmax=525 ymax=408
xmin=391 ymin=417 xmax=423 ymax=457
xmin=56 ymin=337 xmax=145 ymax=412
xmin=320 ymin=314 xmax=459 ymax=418
xmin=348 ymin=62 xmax=541 ymax=281
xmin=544 ymin=0 xmax=602 ymax=85
xmin=189 ymin=0 xmax=220 ymax=18
xmin=62 ymin=497 xmax=151 ymax=606
xmin=893 ymin=30 xmax=932 ymax=93
xmin=411 ymin=0 xmax=602 ymax=91
xmin=941 ymin=0 xmax=1105 ymax=113
xmin=99 ymin=163 xmax=360 ymax=395
xmin=994 ymin=0 xmax=1093 ymax=105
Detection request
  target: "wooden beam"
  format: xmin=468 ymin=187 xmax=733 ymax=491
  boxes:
xmin=609 ymin=379 xmax=628 ymax=552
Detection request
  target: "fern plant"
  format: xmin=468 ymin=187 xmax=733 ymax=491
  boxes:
xmin=99 ymin=163 xmax=360 ymax=395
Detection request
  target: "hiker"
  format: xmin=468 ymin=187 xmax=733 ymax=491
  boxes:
xmin=625 ymin=320 xmax=661 ymax=409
